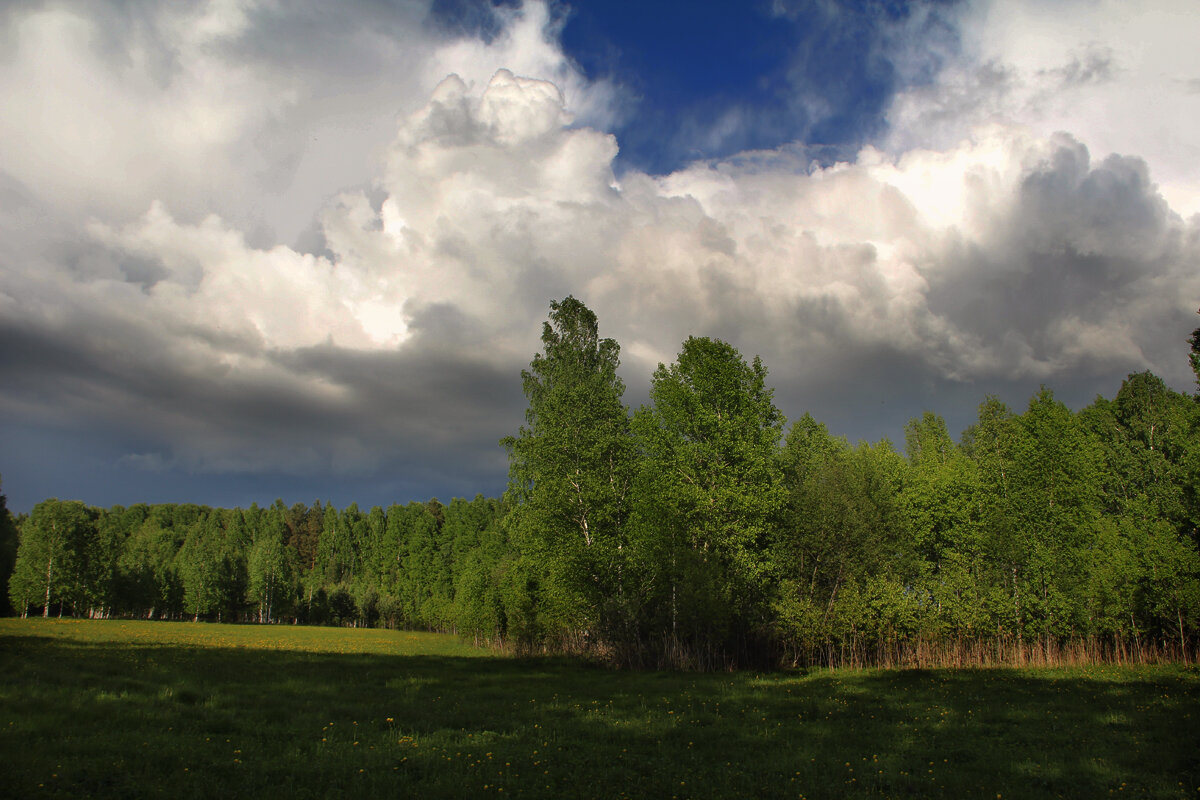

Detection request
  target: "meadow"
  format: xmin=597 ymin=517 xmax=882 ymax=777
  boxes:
xmin=1 ymin=619 xmax=1197 ymax=799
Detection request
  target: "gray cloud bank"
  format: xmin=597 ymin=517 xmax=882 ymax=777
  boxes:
xmin=1 ymin=0 xmax=1198 ymax=511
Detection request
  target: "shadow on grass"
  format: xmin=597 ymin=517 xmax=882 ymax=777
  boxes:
xmin=2 ymin=633 xmax=1198 ymax=799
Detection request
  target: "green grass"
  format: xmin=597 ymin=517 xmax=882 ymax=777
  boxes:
xmin=2 ymin=619 xmax=1198 ymax=799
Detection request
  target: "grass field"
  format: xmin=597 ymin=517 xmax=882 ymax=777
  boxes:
xmin=2 ymin=619 xmax=1198 ymax=799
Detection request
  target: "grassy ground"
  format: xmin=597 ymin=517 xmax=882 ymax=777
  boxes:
xmin=1 ymin=619 xmax=1197 ymax=799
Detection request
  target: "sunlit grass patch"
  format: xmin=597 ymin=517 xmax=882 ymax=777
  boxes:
xmin=0 ymin=617 xmax=485 ymax=657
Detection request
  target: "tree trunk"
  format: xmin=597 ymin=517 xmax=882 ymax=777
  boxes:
xmin=1011 ymin=566 xmax=1022 ymax=639
xmin=43 ymin=555 xmax=53 ymax=618
xmin=1179 ymin=608 xmax=1187 ymax=663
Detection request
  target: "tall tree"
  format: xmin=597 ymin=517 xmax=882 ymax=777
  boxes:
xmin=89 ymin=507 xmax=134 ymax=618
xmin=177 ymin=513 xmax=226 ymax=622
xmin=247 ymin=506 xmax=295 ymax=623
xmin=633 ymin=336 xmax=786 ymax=665
xmin=401 ymin=502 xmax=445 ymax=627
xmin=895 ymin=414 xmax=986 ymax=638
xmin=1007 ymin=388 xmax=1101 ymax=636
xmin=316 ymin=503 xmax=356 ymax=588
xmin=502 ymin=296 xmax=636 ymax=644
xmin=961 ymin=397 xmax=1026 ymax=637
xmin=446 ymin=496 xmax=509 ymax=641
xmin=284 ymin=501 xmax=324 ymax=579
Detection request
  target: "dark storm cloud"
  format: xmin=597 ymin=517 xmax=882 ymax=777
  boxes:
xmin=921 ymin=136 xmax=1196 ymax=381
xmin=0 ymin=301 xmax=524 ymax=510
xmin=273 ymin=339 xmax=525 ymax=449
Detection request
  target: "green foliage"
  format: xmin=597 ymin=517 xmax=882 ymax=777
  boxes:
xmin=502 ymin=296 xmax=636 ymax=643
xmin=397 ymin=501 xmax=448 ymax=627
xmin=775 ymin=429 xmax=914 ymax=654
xmin=632 ymin=336 xmax=787 ymax=663
xmin=4 ymin=494 xmax=511 ymax=634
xmin=118 ymin=516 xmax=183 ymax=619
xmin=445 ymin=496 xmax=509 ymax=642
xmin=0 ymin=477 xmax=21 ymax=616
xmin=247 ymin=506 xmax=298 ymax=623
xmin=1188 ymin=315 xmax=1200 ymax=391
xmin=1079 ymin=373 xmax=1200 ymax=643
xmin=901 ymin=412 xmax=980 ymax=568
xmin=177 ymin=513 xmax=227 ymax=621
xmin=1007 ymin=388 xmax=1101 ymax=634
xmin=8 ymin=499 xmax=99 ymax=617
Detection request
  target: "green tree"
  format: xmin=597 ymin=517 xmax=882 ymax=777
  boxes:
xmin=1081 ymin=372 xmax=1200 ymax=643
xmin=9 ymin=500 xmax=99 ymax=617
xmin=633 ymin=336 xmax=786 ymax=666
xmin=88 ymin=507 xmax=136 ymax=618
xmin=398 ymin=501 xmax=446 ymax=628
xmin=1008 ymin=388 xmax=1102 ymax=637
xmin=177 ymin=513 xmax=226 ymax=622
xmin=900 ymin=412 xmax=981 ymax=573
xmin=895 ymin=416 xmax=988 ymax=641
xmin=247 ymin=506 xmax=295 ymax=623
xmin=312 ymin=501 xmax=359 ymax=620
xmin=284 ymin=501 xmax=324 ymax=581
xmin=502 ymin=296 xmax=636 ymax=647
xmin=448 ymin=497 xmax=511 ymax=643
xmin=961 ymin=397 xmax=1026 ymax=637
xmin=0 ymin=477 xmax=21 ymax=616
xmin=773 ymin=415 xmax=847 ymax=655
xmin=118 ymin=517 xmax=183 ymax=619
xmin=775 ymin=431 xmax=913 ymax=659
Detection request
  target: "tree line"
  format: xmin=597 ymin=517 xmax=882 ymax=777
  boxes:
xmin=4 ymin=494 xmax=509 ymax=637
xmin=5 ymin=298 xmax=1200 ymax=669
xmin=498 ymin=299 xmax=1200 ymax=667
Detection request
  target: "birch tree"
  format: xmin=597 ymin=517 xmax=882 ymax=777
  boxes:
xmin=502 ymin=296 xmax=636 ymax=644
xmin=8 ymin=499 xmax=95 ymax=618
xmin=177 ymin=514 xmax=225 ymax=622
xmin=633 ymin=336 xmax=786 ymax=665
xmin=247 ymin=508 xmax=294 ymax=623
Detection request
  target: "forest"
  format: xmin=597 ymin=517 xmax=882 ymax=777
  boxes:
xmin=4 ymin=298 xmax=1200 ymax=670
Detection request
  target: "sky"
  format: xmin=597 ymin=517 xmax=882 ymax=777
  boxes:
xmin=1 ymin=0 xmax=1198 ymax=513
